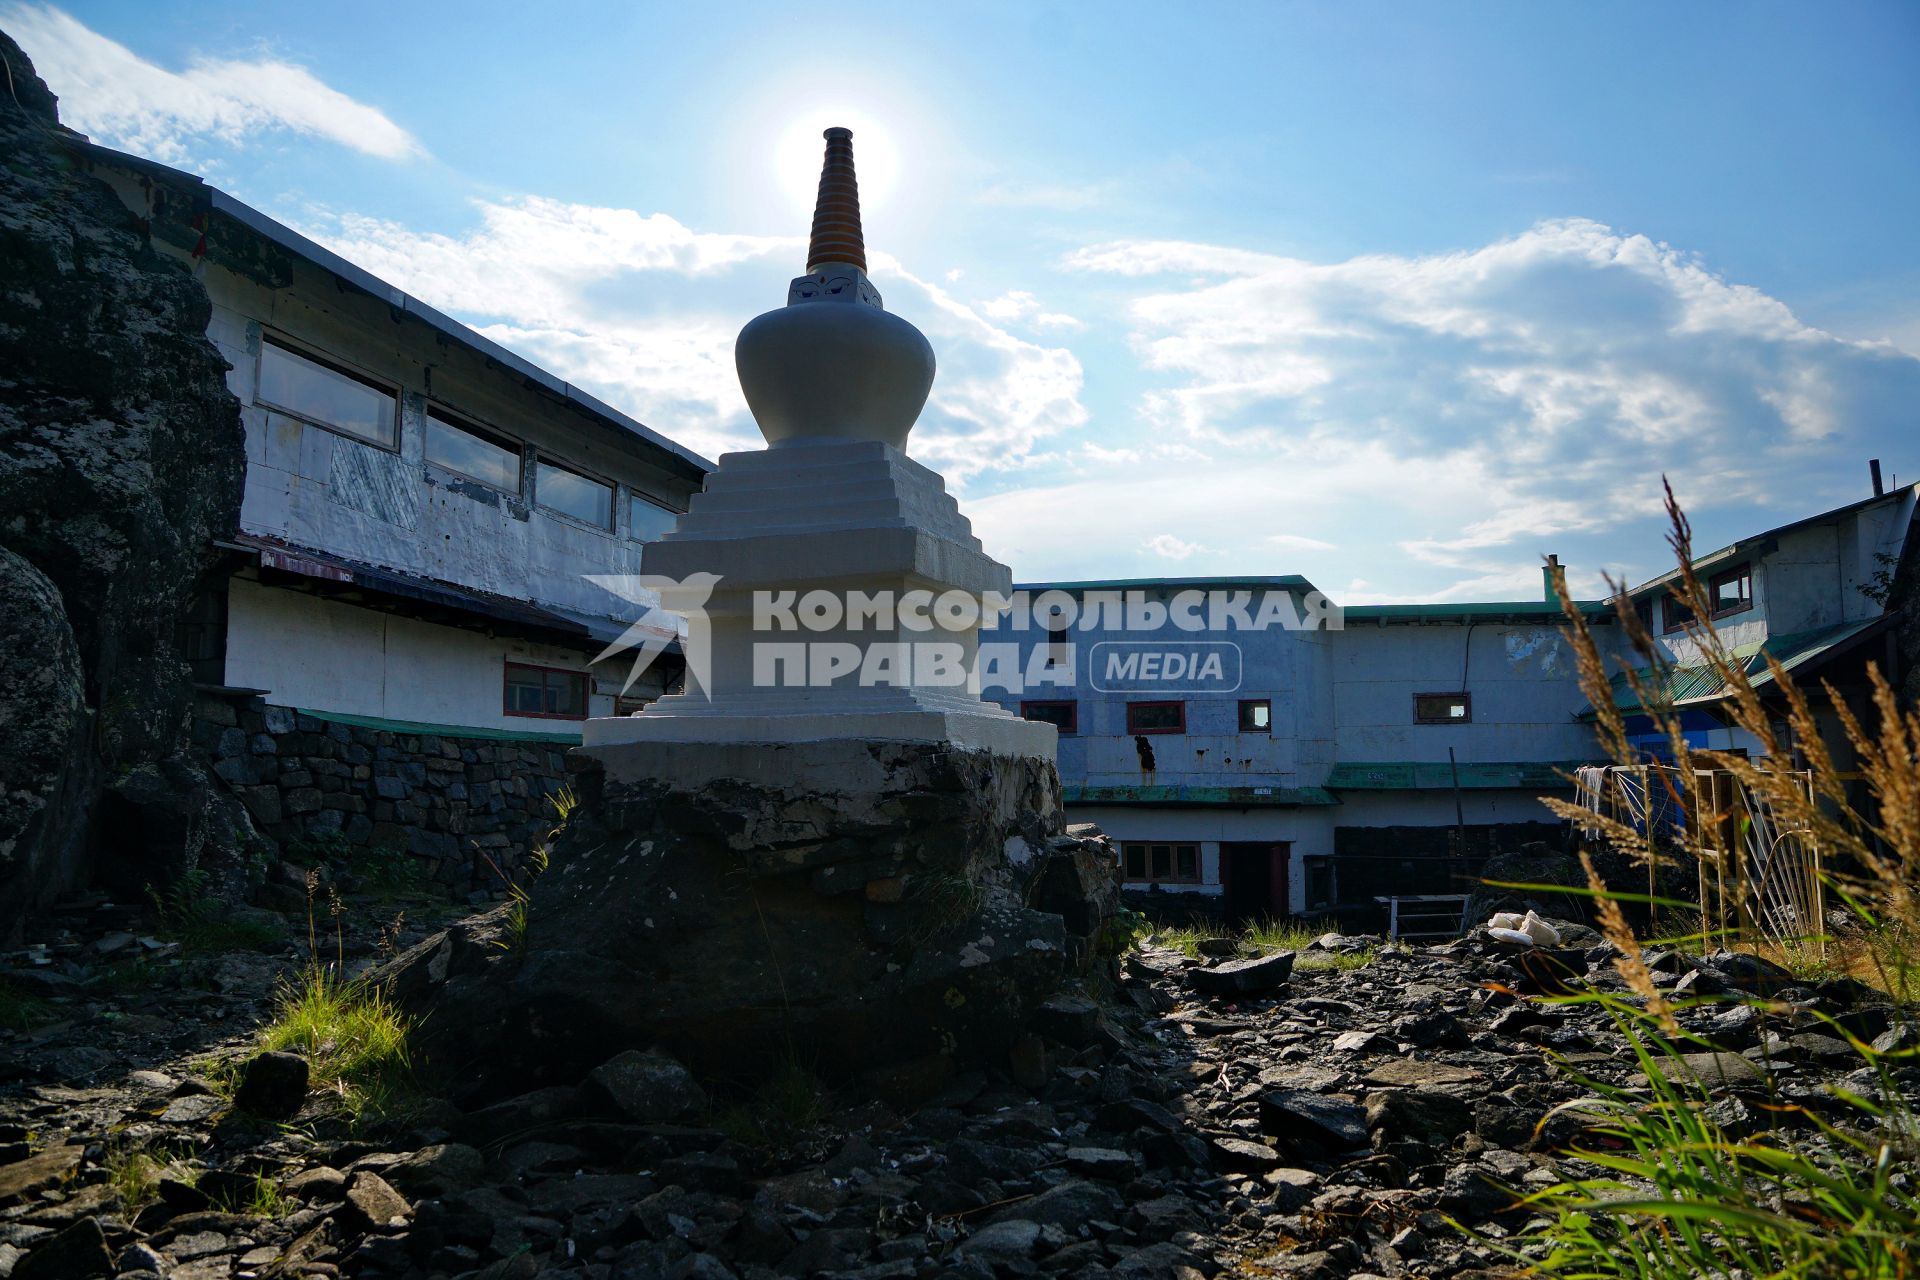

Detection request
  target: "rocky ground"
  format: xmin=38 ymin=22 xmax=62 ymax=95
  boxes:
xmin=2 ymin=887 xmax=1912 ymax=1280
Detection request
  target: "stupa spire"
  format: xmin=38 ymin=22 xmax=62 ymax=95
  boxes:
xmin=806 ymin=127 xmax=867 ymax=272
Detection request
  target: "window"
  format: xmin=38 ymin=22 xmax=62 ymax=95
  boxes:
xmin=257 ymin=337 xmax=397 ymax=448
xmin=1127 ymin=701 xmax=1185 ymax=734
xmin=1121 ymin=842 xmax=1202 ymax=884
xmin=1021 ymin=700 xmax=1077 ymax=733
xmin=1663 ymin=592 xmax=1695 ymax=634
xmin=426 ymin=407 xmax=521 ymax=492
xmin=1709 ymin=564 xmax=1752 ymax=619
xmin=536 ymin=458 xmax=614 ymax=529
xmin=628 ymin=492 xmax=680 ymax=541
xmin=1304 ymin=858 xmax=1334 ymax=909
xmin=1632 ymin=595 xmax=1654 ymax=634
xmin=504 ymin=662 xmax=588 ymax=720
xmin=1238 ymin=699 xmax=1272 ymax=732
xmin=1414 ymin=693 xmax=1471 ymax=724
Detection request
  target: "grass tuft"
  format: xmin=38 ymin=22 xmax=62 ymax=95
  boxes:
xmin=714 ymin=1056 xmax=828 ymax=1152
xmin=257 ymin=964 xmax=414 ymax=1123
xmin=0 ymin=977 xmax=49 ymax=1031
xmin=1499 ymin=483 xmax=1920 ymax=1278
xmin=149 ymin=870 xmax=282 ymax=954
xmin=1139 ymin=917 xmax=1375 ymax=968
xmin=105 ymin=1145 xmax=196 ymax=1210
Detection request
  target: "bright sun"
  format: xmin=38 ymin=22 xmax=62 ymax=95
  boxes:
xmin=773 ymin=106 xmax=901 ymax=220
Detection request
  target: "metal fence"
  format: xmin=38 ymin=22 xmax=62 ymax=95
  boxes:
xmin=1573 ymin=763 xmax=1824 ymax=958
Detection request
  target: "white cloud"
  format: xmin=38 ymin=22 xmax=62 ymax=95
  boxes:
xmin=1145 ymin=533 xmax=1206 ymax=560
xmin=978 ymin=289 xmax=1085 ymax=333
xmin=1266 ymin=533 xmax=1337 ymax=551
xmin=5 ymin=4 xmax=421 ymax=163
xmin=1038 ymin=217 xmax=1920 ymax=597
xmin=294 ymin=200 xmax=1088 ymax=475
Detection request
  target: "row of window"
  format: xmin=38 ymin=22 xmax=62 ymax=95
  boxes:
xmin=1634 ymin=563 xmax=1753 ymax=634
xmin=257 ymin=335 xmax=681 ymax=537
xmin=1122 ymin=842 xmax=1202 ymax=884
xmin=502 ymin=661 xmax=656 ymax=721
xmin=1020 ymin=692 xmax=1471 ymax=735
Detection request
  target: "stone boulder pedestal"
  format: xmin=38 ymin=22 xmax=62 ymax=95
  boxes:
xmin=379 ymin=739 xmax=1120 ymax=1103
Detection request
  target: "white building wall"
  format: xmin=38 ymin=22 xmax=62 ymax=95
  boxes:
xmin=1072 ymin=804 xmax=1337 ymax=910
xmin=187 ymin=254 xmax=700 ymax=628
xmin=224 ymin=578 xmax=618 ymax=733
xmin=1330 ymin=623 xmax=1599 ymax=765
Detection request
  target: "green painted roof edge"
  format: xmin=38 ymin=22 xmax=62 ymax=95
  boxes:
xmin=296 ymin=707 xmax=582 ymax=744
xmin=1015 ymin=575 xmax=1316 ymax=593
xmin=1343 ymin=600 xmax=1607 ymax=620
xmin=1064 ymin=783 xmax=1339 ymax=808
xmin=1324 ymin=760 xmax=1591 ymax=790
xmin=1582 ymin=615 xmax=1888 ymax=716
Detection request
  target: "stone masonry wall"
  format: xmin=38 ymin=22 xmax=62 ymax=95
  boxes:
xmin=191 ymin=692 xmax=570 ymax=892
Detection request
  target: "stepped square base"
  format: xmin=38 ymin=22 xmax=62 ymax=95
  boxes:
xmin=583 ymin=706 xmax=1056 ymax=756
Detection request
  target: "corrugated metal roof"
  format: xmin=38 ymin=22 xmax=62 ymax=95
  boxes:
xmin=1583 ymin=616 xmax=1890 ymax=716
xmin=1064 ymin=783 xmax=1339 ymax=808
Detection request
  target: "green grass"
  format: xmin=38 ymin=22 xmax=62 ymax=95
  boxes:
xmin=209 ymin=1172 xmax=292 ymax=1218
xmin=1145 ymin=922 xmax=1234 ymax=958
xmin=1139 ymin=917 xmax=1376 ymax=968
xmin=105 ymin=1146 xmax=196 ymax=1211
xmin=149 ymin=871 xmax=284 ymax=954
xmin=255 ymin=965 xmax=414 ymax=1123
xmin=0 ymin=977 xmax=49 ymax=1031
xmin=1485 ymin=993 xmax=1920 ymax=1279
xmin=714 ymin=1057 xmax=828 ymax=1152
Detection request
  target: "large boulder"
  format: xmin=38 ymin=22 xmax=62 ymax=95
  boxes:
xmin=0 ymin=30 xmax=250 ymax=940
xmin=375 ymin=741 xmax=1124 ymax=1103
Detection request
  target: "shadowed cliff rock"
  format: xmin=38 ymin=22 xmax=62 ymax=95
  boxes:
xmin=0 ymin=30 xmax=250 ymax=940
xmin=376 ymin=742 xmax=1125 ymax=1104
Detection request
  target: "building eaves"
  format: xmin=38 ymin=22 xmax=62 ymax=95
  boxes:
xmin=1325 ymin=760 xmax=1589 ymax=791
xmin=1064 ymin=783 xmax=1339 ymax=808
xmin=69 ymin=138 xmax=714 ymax=480
xmin=1343 ymin=600 xmax=1608 ymax=623
xmin=1014 ymin=576 xmax=1318 ymax=594
xmin=1623 ymin=486 xmax=1919 ymax=600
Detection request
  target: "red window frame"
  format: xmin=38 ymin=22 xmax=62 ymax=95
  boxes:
xmin=1127 ymin=700 xmax=1186 ymax=735
xmin=1238 ymin=698 xmax=1272 ymax=732
xmin=1121 ymin=841 xmax=1203 ymax=884
xmin=503 ymin=661 xmax=590 ymax=721
xmin=1708 ymin=563 xmax=1753 ymax=620
xmin=1413 ymin=692 xmax=1472 ymax=724
xmin=1020 ymin=700 xmax=1078 ymax=734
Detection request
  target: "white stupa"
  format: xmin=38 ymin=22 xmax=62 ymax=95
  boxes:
xmin=583 ymin=128 xmax=1055 ymax=758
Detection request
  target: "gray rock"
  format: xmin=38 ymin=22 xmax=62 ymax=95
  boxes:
xmin=988 ymin=1179 xmax=1119 ymax=1230
xmin=585 ymin=1049 xmax=708 ymax=1123
xmin=385 ymin=1143 xmax=485 ymax=1197
xmin=957 ymin=1218 xmax=1041 ymax=1262
xmin=0 ymin=33 xmax=251 ymax=941
xmin=1190 ymin=950 xmax=1296 ymax=997
xmin=341 ymin=1171 xmax=411 ymax=1234
xmin=1366 ymin=1089 xmax=1475 ymax=1147
xmin=234 ymin=1050 xmax=308 ymax=1119
xmin=1257 ymin=1088 xmax=1368 ymax=1151
xmin=10 ymin=1217 xmax=112 ymax=1280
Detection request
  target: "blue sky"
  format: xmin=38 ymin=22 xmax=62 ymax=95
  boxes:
xmin=10 ymin=1 xmax=1919 ymax=601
